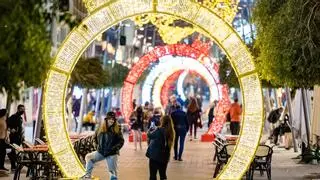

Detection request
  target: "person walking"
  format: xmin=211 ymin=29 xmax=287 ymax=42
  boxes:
xmin=165 ymin=95 xmax=181 ymax=115
xmin=170 ymin=105 xmax=188 ymax=161
xmin=208 ymin=100 xmax=218 ymax=128
xmin=148 ymin=108 xmax=162 ymax=129
xmin=146 ymin=115 xmax=175 ymax=180
xmin=229 ymin=99 xmax=242 ymax=135
xmin=0 ymin=109 xmax=9 ymax=171
xmin=84 ymin=112 xmax=124 ymax=179
xmin=130 ymin=106 xmax=144 ymax=150
xmin=7 ymin=104 xmax=25 ymax=171
xmin=187 ymin=97 xmax=201 ymax=140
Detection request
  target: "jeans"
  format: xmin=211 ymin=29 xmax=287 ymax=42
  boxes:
xmin=149 ymin=159 xmax=168 ymax=180
xmin=85 ymin=151 xmax=118 ymax=180
xmin=189 ymin=121 xmax=197 ymax=138
xmin=174 ymin=128 xmax=187 ymax=159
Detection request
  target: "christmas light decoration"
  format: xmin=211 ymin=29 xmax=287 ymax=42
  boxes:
xmin=140 ymin=43 xmax=220 ymax=107
xmin=160 ymin=70 xmax=184 ymax=108
xmin=43 ymin=0 xmax=263 ymax=179
xmin=151 ymin=56 xmax=218 ymax=108
xmin=177 ymin=70 xmax=189 ymax=101
xmin=125 ymin=43 xmax=220 ymax=123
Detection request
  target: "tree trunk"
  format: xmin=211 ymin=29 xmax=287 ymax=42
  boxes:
xmin=285 ymin=87 xmax=298 ymax=152
xmin=6 ymin=91 xmax=12 ymax=116
xmin=273 ymin=88 xmax=279 ymax=108
xmin=301 ymin=88 xmax=311 ymax=148
xmin=107 ymin=88 xmax=113 ymax=112
xmin=78 ymin=88 xmax=88 ymax=133
xmin=100 ymin=89 xmax=106 ymax=116
xmin=34 ymin=87 xmax=43 ymax=140
xmin=94 ymin=89 xmax=101 ymax=122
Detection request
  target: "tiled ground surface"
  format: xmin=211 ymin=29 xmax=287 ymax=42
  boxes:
xmin=1 ymin=131 xmax=320 ymax=180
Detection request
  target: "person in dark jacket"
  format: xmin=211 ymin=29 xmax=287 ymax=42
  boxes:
xmin=148 ymin=108 xmax=162 ymax=129
xmin=130 ymin=106 xmax=144 ymax=150
xmin=7 ymin=104 xmax=25 ymax=170
xmin=208 ymin=100 xmax=218 ymax=128
xmin=187 ymin=98 xmax=201 ymax=140
xmin=84 ymin=112 xmax=124 ymax=179
xmin=146 ymin=115 xmax=175 ymax=180
xmin=267 ymin=107 xmax=284 ymax=124
xmin=170 ymin=105 xmax=188 ymax=161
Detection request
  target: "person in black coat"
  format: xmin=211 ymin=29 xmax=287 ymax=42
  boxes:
xmin=146 ymin=115 xmax=175 ymax=180
xmin=170 ymin=105 xmax=189 ymax=161
xmin=84 ymin=112 xmax=124 ymax=179
xmin=187 ymin=98 xmax=201 ymax=140
xmin=130 ymin=106 xmax=144 ymax=150
xmin=208 ymin=100 xmax=218 ymax=128
xmin=7 ymin=105 xmax=25 ymax=170
xmin=148 ymin=108 xmax=162 ymax=129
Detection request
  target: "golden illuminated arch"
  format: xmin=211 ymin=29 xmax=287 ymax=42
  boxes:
xmin=43 ymin=0 xmax=264 ymax=179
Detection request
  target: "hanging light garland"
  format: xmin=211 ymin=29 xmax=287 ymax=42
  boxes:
xmin=133 ymin=0 xmax=239 ymax=44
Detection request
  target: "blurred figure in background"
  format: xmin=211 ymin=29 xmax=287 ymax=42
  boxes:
xmin=187 ymin=98 xmax=201 ymax=140
xmin=148 ymin=107 xmax=162 ymax=129
xmin=229 ymin=99 xmax=242 ymax=135
xmin=208 ymin=100 xmax=218 ymax=128
xmin=83 ymin=111 xmax=96 ymax=131
xmin=7 ymin=105 xmax=25 ymax=171
xmin=130 ymin=106 xmax=144 ymax=150
xmin=165 ymin=95 xmax=181 ymax=115
xmin=171 ymin=105 xmax=188 ymax=161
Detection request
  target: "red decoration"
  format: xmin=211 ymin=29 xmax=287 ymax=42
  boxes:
xmin=160 ymin=70 xmax=184 ymax=107
xmin=201 ymin=85 xmax=231 ymax=142
xmin=122 ymin=44 xmax=220 ymax=122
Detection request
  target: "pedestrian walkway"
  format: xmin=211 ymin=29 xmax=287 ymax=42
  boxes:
xmin=1 ymin=131 xmax=320 ymax=179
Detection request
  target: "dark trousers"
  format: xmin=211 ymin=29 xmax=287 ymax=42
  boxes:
xmin=8 ymin=136 xmax=21 ymax=169
xmin=174 ymin=129 xmax=187 ymax=159
xmin=83 ymin=122 xmax=95 ymax=131
xmin=149 ymin=159 xmax=168 ymax=180
xmin=0 ymin=139 xmax=6 ymax=168
xmin=208 ymin=118 xmax=213 ymax=128
xmin=230 ymin=122 xmax=240 ymax=135
xmin=273 ymin=126 xmax=281 ymax=144
xmin=189 ymin=121 xmax=197 ymax=138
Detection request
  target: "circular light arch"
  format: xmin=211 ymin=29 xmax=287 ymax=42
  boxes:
xmin=151 ymin=56 xmax=218 ymax=109
xmin=140 ymin=54 xmax=220 ymax=107
xmin=43 ymin=0 xmax=264 ymax=179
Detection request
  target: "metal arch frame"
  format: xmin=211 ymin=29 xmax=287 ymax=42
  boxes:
xmin=43 ymin=0 xmax=264 ymax=179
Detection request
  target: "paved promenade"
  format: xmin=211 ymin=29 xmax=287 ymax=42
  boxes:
xmin=1 ymin=131 xmax=320 ymax=179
